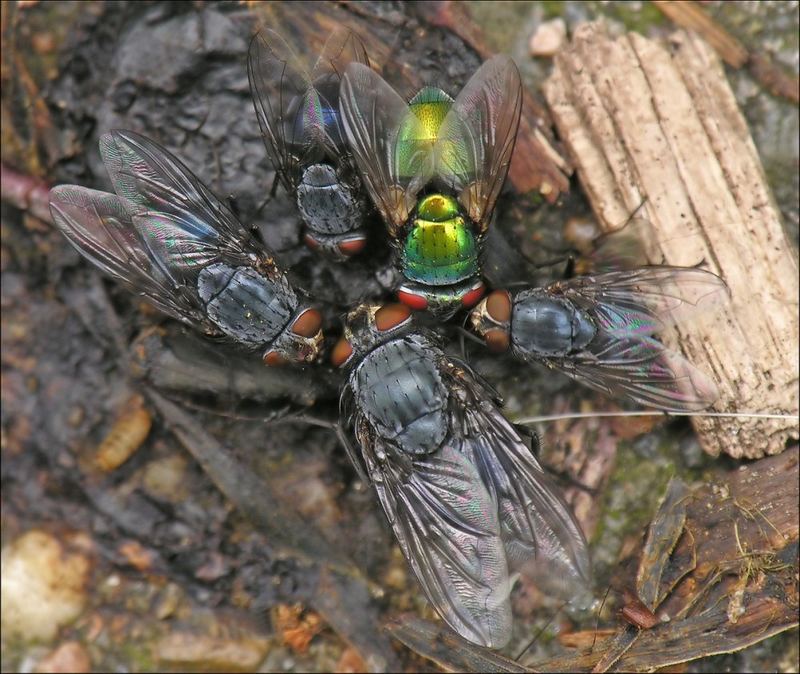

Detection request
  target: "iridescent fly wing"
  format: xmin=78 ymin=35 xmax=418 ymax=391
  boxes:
xmin=49 ymin=185 xmax=209 ymax=330
xmin=312 ymin=28 xmax=369 ymax=79
xmin=449 ymin=364 xmax=592 ymax=607
xmin=309 ymin=28 xmax=369 ymax=157
xmin=545 ymin=267 xmax=728 ymax=410
xmin=248 ymin=30 xmax=318 ymax=191
xmin=340 ymin=63 xmax=433 ymax=237
xmin=435 ymin=55 xmax=522 ymax=232
xmin=345 ymin=334 xmax=590 ymax=649
xmin=358 ymin=427 xmax=514 ymax=648
xmin=98 ymin=130 xmax=257 ymax=286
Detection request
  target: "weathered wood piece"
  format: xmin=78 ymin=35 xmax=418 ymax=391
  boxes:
xmin=543 ymin=23 xmax=799 ymax=458
xmin=652 ymin=1 xmax=748 ymax=67
xmin=543 ymin=446 xmax=800 ymax=672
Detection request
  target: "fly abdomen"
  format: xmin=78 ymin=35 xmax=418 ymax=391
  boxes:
xmin=197 ymin=263 xmax=296 ymax=345
xmin=355 ymin=339 xmax=448 ymax=455
xmin=296 ymin=164 xmax=364 ymax=236
xmin=512 ymin=290 xmax=596 ymax=357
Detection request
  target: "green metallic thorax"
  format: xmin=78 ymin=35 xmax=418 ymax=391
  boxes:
xmin=395 ymin=89 xmax=479 ymax=289
xmin=402 ymin=194 xmax=478 ymax=286
xmin=396 ymin=87 xmax=452 ymax=178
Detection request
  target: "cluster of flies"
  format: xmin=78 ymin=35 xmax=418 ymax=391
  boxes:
xmin=49 ymin=28 xmax=726 ymax=649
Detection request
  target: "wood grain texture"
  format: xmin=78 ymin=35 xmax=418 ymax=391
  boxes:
xmin=543 ymin=23 xmax=799 ymax=458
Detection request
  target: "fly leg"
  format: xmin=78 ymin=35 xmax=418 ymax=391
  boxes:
xmin=246 ymin=175 xmax=282 ymax=237
xmin=513 ymin=423 xmax=597 ymax=495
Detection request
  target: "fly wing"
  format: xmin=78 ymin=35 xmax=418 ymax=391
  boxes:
xmin=435 ymin=55 xmax=522 ymax=232
xmin=248 ymin=30 xmax=317 ymax=190
xmin=311 ymin=27 xmax=369 ymax=80
xmin=49 ymin=185 xmax=209 ymax=329
xmin=543 ymin=267 xmax=729 ymax=410
xmin=551 ymin=267 xmax=728 ymax=336
xmin=557 ymin=332 xmax=719 ymax=411
xmin=448 ymin=365 xmax=592 ymax=603
xmin=99 ymin=130 xmax=264 ymax=285
xmin=340 ymin=63 xmax=432 ymax=237
xmin=360 ymin=429 xmax=513 ymax=648
xmin=310 ymin=28 xmax=370 ymax=158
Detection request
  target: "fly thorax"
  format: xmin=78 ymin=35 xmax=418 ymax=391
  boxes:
xmin=512 ymin=291 xmax=596 ymax=357
xmin=401 ymin=194 xmax=479 ymax=286
xmin=296 ymin=163 xmax=364 ymax=237
xmin=354 ymin=337 xmax=448 ymax=455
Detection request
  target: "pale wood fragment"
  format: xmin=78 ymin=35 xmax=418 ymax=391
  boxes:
xmin=543 ymin=23 xmax=799 ymax=458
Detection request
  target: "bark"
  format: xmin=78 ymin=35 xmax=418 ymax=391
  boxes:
xmin=543 ymin=22 xmax=799 ymax=459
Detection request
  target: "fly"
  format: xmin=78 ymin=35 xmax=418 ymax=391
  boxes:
xmin=49 ymin=130 xmax=322 ymax=366
xmin=331 ymin=304 xmax=591 ymax=648
xmin=470 ymin=267 xmax=729 ymax=411
xmin=248 ymin=28 xmax=371 ymax=259
xmin=339 ymin=55 xmax=522 ymax=317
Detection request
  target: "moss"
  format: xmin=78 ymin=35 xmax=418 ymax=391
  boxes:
xmin=590 ymin=436 xmax=676 ymax=585
xmin=597 ymin=1 xmax=668 ymax=33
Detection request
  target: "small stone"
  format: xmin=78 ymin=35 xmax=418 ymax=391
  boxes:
xmin=529 ymin=18 xmax=567 ymax=58
xmin=142 ymin=454 xmax=189 ymax=502
xmin=117 ymin=540 xmax=155 ymax=572
xmin=67 ymin=406 xmax=85 ymax=428
xmin=335 ymin=646 xmax=367 ymax=673
xmin=156 ymin=631 xmax=270 ymax=671
xmin=272 ymin=604 xmax=324 ymax=654
xmin=155 ymin=583 xmax=184 ymax=620
xmin=1 ymin=530 xmax=92 ymax=643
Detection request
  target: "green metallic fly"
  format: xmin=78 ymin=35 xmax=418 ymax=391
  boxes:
xmin=339 ymin=55 xmax=522 ymax=318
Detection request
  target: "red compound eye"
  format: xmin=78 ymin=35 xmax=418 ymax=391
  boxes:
xmin=397 ymin=290 xmax=428 ymax=311
xmin=484 ymin=329 xmax=510 ymax=353
xmin=331 ymin=338 xmax=353 ymax=367
xmin=304 ymin=234 xmax=320 ymax=250
xmin=337 ymin=238 xmax=366 ymax=256
xmin=461 ymin=284 xmax=486 ymax=308
xmin=263 ymin=350 xmax=288 ymax=367
xmin=486 ymin=289 xmax=512 ymax=322
xmin=291 ymin=308 xmax=322 ymax=337
xmin=375 ymin=304 xmax=411 ymax=332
